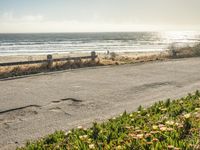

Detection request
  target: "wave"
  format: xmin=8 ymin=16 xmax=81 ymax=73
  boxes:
xmin=0 ymin=32 xmax=200 ymax=56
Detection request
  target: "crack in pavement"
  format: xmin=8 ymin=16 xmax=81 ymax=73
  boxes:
xmin=0 ymin=105 xmax=41 ymax=115
xmin=0 ymin=98 xmax=83 ymax=115
xmin=0 ymin=98 xmax=83 ymax=125
xmin=51 ymin=98 xmax=82 ymax=104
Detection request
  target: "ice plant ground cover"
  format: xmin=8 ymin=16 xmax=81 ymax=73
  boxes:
xmin=18 ymin=91 xmax=200 ymax=150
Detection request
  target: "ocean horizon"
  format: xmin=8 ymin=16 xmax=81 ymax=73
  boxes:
xmin=0 ymin=31 xmax=200 ymax=56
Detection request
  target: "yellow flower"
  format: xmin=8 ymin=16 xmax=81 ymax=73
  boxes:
xmin=83 ymin=135 xmax=88 ymax=138
xmin=184 ymin=113 xmax=191 ymax=119
xmin=125 ymin=126 xmax=131 ymax=129
xmin=129 ymin=114 xmax=133 ymax=117
xmin=89 ymin=144 xmax=95 ymax=149
xmin=116 ymin=145 xmax=122 ymax=149
xmin=131 ymin=118 xmax=135 ymax=121
xmin=112 ymin=117 xmax=116 ymax=120
xmin=152 ymin=125 xmax=158 ymax=130
xmin=128 ymin=133 xmax=136 ymax=137
xmin=166 ymin=120 xmax=174 ymax=125
xmin=77 ymin=126 xmax=83 ymax=129
xmin=136 ymin=134 xmax=144 ymax=139
xmin=79 ymin=135 xmax=84 ymax=140
xmin=150 ymin=131 xmax=159 ymax=134
xmin=87 ymin=138 xmax=92 ymax=143
xmin=175 ymin=122 xmax=179 ymax=126
xmin=161 ymin=108 xmax=167 ymax=111
xmin=160 ymin=126 xmax=167 ymax=131
xmin=79 ymin=135 xmax=88 ymax=140
xmin=167 ymin=127 xmax=174 ymax=131
xmin=135 ymin=127 xmax=140 ymax=130
xmin=179 ymin=100 xmax=183 ymax=104
xmin=65 ymin=130 xmax=72 ymax=136
xmin=178 ymin=124 xmax=183 ymax=128
xmin=167 ymin=145 xmax=174 ymax=149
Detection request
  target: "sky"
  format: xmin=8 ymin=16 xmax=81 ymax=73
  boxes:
xmin=0 ymin=0 xmax=200 ymax=33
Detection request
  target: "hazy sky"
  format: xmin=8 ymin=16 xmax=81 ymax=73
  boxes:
xmin=0 ymin=0 xmax=200 ymax=33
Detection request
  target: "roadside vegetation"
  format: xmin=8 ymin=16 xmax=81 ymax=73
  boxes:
xmin=0 ymin=59 xmax=102 ymax=79
xmin=1 ymin=43 xmax=200 ymax=79
xmin=0 ymin=52 xmax=167 ymax=79
xmin=18 ymin=91 xmax=200 ymax=150
xmin=168 ymin=43 xmax=200 ymax=58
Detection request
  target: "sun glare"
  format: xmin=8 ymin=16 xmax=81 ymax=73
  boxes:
xmin=162 ymin=31 xmax=198 ymax=40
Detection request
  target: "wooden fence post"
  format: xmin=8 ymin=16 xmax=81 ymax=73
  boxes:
xmin=47 ymin=54 xmax=53 ymax=69
xmin=91 ymin=51 xmax=96 ymax=61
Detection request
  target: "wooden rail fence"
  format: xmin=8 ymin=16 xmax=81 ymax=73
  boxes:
xmin=0 ymin=51 xmax=97 ymax=67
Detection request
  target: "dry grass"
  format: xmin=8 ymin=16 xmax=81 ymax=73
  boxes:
xmin=0 ymin=52 xmax=171 ymax=79
xmin=100 ymin=51 xmax=170 ymax=66
xmin=1 ymin=44 xmax=200 ymax=79
xmin=168 ymin=43 xmax=200 ymax=58
xmin=0 ymin=59 xmax=102 ymax=79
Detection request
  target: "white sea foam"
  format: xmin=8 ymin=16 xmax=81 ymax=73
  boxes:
xmin=0 ymin=32 xmax=199 ymax=56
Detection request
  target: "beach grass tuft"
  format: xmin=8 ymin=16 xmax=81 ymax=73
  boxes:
xmin=168 ymin=43 xmax=200 ymax=58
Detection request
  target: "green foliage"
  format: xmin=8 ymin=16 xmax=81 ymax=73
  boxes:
xmin=19 ymin=131 xmax=66 ymax=150
xmin=18 ymin=90 xmax=200 ymax=150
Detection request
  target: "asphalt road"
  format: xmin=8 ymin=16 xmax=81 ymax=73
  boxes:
xmin=1 ymin=57 xmax=200 ymax=149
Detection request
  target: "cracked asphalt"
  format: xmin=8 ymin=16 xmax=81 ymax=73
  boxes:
xmin=1 ymin=57 xmax=200 ymax=149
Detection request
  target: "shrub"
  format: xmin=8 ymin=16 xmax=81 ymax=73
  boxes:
xmin=110 ymin=52 xmax=118 ymax=61
xmin=168 ymin=43 xmax=200 ymax=58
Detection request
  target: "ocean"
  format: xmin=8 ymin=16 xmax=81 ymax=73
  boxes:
xmin=0 ymin=32 xmax=200 ymax=56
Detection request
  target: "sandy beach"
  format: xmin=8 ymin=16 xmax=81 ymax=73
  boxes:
xmin=0 ymin=52 xmax=91 ymax=63
xmin=0 ymin=51 xmax=167 ymax=63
